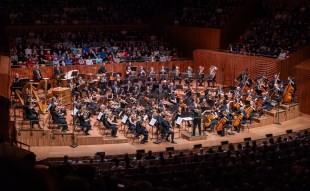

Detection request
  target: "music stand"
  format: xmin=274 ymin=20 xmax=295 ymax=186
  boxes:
xmin=149 ymin=74 xmax=157 ymax=79
xmin=71 ymin=70 xmax=79 ymax=78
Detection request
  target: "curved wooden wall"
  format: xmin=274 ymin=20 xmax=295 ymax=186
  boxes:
xmin=295 ymin=59 xmax=310 ymax=115
xmin=193 ymin=50 xmax=278 ymax=86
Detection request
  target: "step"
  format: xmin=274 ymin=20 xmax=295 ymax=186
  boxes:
xmin=252 ymin=116 xmax=274 ymax=126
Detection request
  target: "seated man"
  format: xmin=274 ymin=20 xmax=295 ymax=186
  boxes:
xmin=50 ymin=103 xmax=68 ymax=132
xmin=77 ymin=111 xmax=92 ymax=135
xmin=23 ymin=101 xmax=41 ymax=129
xmin=135 ymin=116 xmax=148 ymax=144
xmin=158 ymin=112 xmax=176 ymax=144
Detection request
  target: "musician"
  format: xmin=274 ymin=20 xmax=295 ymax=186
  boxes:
xmin=207 ymin=66 xmax=217 ymax=88
xmin=149 ymin=67 xmax=156 ymax=80
xmin=33 ymin=65 xmax=43 ymax=81
xmin=115 ymin=74 xmax=122 ymax=86
xmin=87 ymin=92 xmax=100 ymax=115
xmin=191 ymin=101 xmax=202 ymax=136
xmin=98 ymin=73 xmax=109 ymax=93
xmin=66 ymin=79 xmax=79 ymax=101
xmin=284 ymin=76 xmax=296 ymax=102
xmin=258 ymin=95 xmax=271 ymax=117
xmin=23 ymin=101 xmax=42 ymax=129
xmin=137 ymin=66 xmax=146 ymax=77
xmin=136 ymin=80 xmax=144 ymax=92
xmin=158 ymin=112 xmax=176 ymax=144
xmin=124 ymin=80 xmax=133 ymax=94
xmin=98 ymin=62 xmax=106 ymax=74
xmin=125 ymin=66 xmax=132 ymax=79
xmin=105 ymin=113 xmax=118 ymax=137
xmin=77 ymin=110 xmax=92 ymax=135
xmin=135 ymin=116 xmax=148 ymax=144
xmin=112 ymin=81 xmax=120 ymax=95
xmin=184 ymin=66 xmax=193 ymax=86
xmin=235 ymin=71 xmax=249 ymax=88
xmin=76 ymin=76 xmax=89 ymax=98
xmin=87 ymin=76 xmax=98 ymax=93
xmin=169 ymin=91 xmax=178 ymax=105
xmin=269 ymin=73 xmax=282 ymax=89
xmin=173 ymin=66 xmax=182 ymax=84
xmin=197 ymin=66 xmax=205 ymax=86
xmin=53 ymin=64 xmax=63 ymax=86
xmin=50 ymin=102 xmax=69 ymax=132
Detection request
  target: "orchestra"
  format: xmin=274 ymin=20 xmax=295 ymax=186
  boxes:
xmin=15 ymin=63 xmax=298 ymax=145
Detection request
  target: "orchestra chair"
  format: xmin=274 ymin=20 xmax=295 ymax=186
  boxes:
xmin=130 ymin=130 xmax=142 ymax=145
xmin=18 ymin=109 xmax=41 ymax=136
xmin=94 ymin=117 xmax=112 ymax=138
xmin=46 ymin=113 xmax=69 ymax=138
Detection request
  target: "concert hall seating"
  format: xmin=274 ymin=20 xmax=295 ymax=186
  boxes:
xmin=229 ymin=4 xmax=309 ymax=58
xmin=173 ymin=0 xmax=245 ymax=28
xmin=9 ymin=29 xmax=180 ymax=67
xmin=20 ymin=128 xmax=307 ymax=191
xmin=3 ymin=0 xmax=164 ymax=25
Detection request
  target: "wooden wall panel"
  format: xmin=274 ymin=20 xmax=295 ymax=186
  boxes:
xmin=296 ymin=59 xmax=310 ymax=115
xmin=165 ymin=26 xmax=221 ymax=57
xmin=193 ymin=50 xmax=278 ymax=86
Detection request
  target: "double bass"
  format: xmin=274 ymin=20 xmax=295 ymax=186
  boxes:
xmin=283 ymin=79 xmax=295 ymax=103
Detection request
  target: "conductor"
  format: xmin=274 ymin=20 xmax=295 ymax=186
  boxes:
xmin=191 ymin=100 xmax=202 ymax=136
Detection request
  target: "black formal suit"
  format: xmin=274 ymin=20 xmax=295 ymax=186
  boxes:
xmin=98 ymin=66 xmax=106 ymax=74
xmin=33 ymin=69 xmax=42 ymax=81
xmin=78 ymin=114 xmax=91 ymax=134
xmin=135 ymin=121 xmax=148 ymax=143
xmin=23 ymin=104 xmax=40 ymax=128
xmin=50 ymin=106 xmax=68 ymax=131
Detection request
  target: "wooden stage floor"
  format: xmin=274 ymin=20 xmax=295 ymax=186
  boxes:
xmin=29 ymin=113 xmax=310 ymax=161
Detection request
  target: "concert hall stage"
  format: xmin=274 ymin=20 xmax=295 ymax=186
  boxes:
xmin=11 ymin=103 xmax=310 ymax=160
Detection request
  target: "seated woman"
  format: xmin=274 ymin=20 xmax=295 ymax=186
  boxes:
xmin=105 ymin=113 xmax=118 ymax=137
xmin=135 ymin=116 xmax=148 ymax=144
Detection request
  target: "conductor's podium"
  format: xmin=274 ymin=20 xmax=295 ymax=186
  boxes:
xmin=52 ymin=87 xmax=71 ymax=106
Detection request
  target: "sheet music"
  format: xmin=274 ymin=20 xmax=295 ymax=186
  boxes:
xmin=71 ymin=107 xmax=78 ymax=116
xmin=182 ymin=117 xmax=193 ymax=121
xmin=176 ymin=117 xmax=182 ymax=125
xmin=149 ymin=118 xmax=157 ymax=126
xmin=143 ymin=115 xmax=148 ymax=121
xmin=122 ymin=115 xmax=128 ymax=123
xmin=97 ymin=112 xmax=103 ymax=120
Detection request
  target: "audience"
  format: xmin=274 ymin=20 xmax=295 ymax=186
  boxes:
xmin=229 ymin=3 xmax=309 ymax=58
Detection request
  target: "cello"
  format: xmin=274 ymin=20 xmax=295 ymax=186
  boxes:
xmin=214 ymin=116 xmax=228 ymax=132
xmin=232 ymin=113 xmax=243 ymax=127
xmin=283 ymin=78 xmax=295 ymax=103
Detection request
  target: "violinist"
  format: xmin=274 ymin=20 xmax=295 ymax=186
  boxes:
xmin=135 ymin=116 xmax=149 ymax=144
xmin=124 ymin=80 xmax=132 ymax=94
xmin=169 ymin=91 xmax=178 ymax=105
xmin=87 ymin=91 xmax=100 ymax=115
xmin=127 ymin=112 xmax=137 ymax=132
xmin=77 ymin=110 xmax=92 ymax=135
xmin=50 ymin=101 xmax=68 ymax=132
xmin=125 ymin=66 xmax=132 ymax=79
xmin=66 ymin=79 xmax=79 ymax=101
xmin=235 ymin=71 xmax=249 ymax=87
xmin=98 ymin=73 xmax=109 ymax=93
xmin=136 ymin=80 xmax=144 ymax=93
xmin=23 ymin=101 xmax=42 ymax=129
xmin=158 ymin=112 xmax=176 ymax=144
xmin=112 ymin=81 xmax=120 ymax=95
xmin=105 ymin=113 xmax=118 ymax=137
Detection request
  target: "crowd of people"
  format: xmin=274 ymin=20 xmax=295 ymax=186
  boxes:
xmin=229 ymin=3 xmax=309 ymax=58
xmin=173 ymin=0 xmax=244 ymax=28
xmin=1 ymin=129 xmax=309 ymax=191
xmin=4 ymin=0 xmax=164 ymax=25
xmin=9 ymin=29 xmax=180 ymax=67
